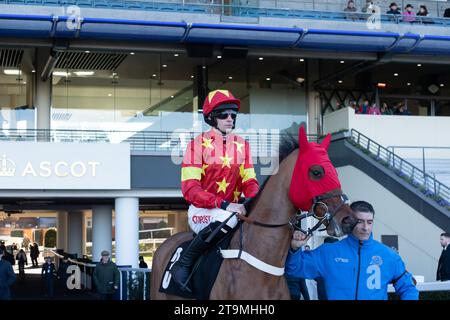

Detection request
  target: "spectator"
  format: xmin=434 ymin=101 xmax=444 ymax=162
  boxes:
xmin=387 ymin=2 xmax=401 ymax=15
xmin=93 ymin=250 xmax=120 ymax=300
xmin=30 ymin=243 xmax=39 ymax=267
xmin=403 ymin=4 xmax=416 ymax=23
xmin=344 ymin=0 xmax=358 ymax=21
xmin=16 ymin=249 xmax=28 ymax=277
xmin=381 ymin=102 xmax=393 ymax=115
xmin=57 ymin=255 xmax=71 ymax=295
xmin=436 ymin=232 xmax=450 ymax=281
xmin=417 ymin=5 xmax=433 ymax=24
xmin=359 ymin=100 xmax=370 ymax=114
xmin=397 ymin=104 xmax=412 ymax=115
xmin=368 ymin=103 xmax=381 ymax=115
xmin=349 ymin=101 xmax=359 ymax=113
xmin=139 ymin=256 xmax=148 ymax=268
xmin=0 ymin=248 xmax=16 ymax=300
xmin=445 ymin=8 xmax=450 ymax=18
xmin=2 ymin=247 xmax=15 ymax=266
xmin=41 ymin=256 xmax=56 ymax=298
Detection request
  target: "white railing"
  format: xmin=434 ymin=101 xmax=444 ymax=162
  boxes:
xmin=388 ymin=280 xmax=450 ymax=293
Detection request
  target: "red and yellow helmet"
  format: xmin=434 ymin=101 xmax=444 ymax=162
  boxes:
xmin=202 ymin=89 xmax=240 ymax=117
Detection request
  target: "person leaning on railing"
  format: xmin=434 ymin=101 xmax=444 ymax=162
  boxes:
xmin=343 ymin=0 xmax=358 ymax=21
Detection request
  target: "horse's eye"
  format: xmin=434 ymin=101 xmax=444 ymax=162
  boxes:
xmin=308 ymin=165 xmax=325 ymax=181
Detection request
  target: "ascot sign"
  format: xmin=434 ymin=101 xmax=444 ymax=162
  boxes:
xmin=0 ymin=142 xmax=130 ymax=189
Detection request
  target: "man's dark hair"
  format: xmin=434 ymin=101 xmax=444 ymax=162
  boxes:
xmin=350 ymin=201 xmax=375 ymax=216
xmin=441 ymin=232 xmax=450 ymax=238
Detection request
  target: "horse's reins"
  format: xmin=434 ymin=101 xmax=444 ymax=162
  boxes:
xmin=236 ymin=193 xmax=350 ymax=237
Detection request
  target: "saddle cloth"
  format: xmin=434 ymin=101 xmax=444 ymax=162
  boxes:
xmin=158 ymin=232 xmax=234 ymax=299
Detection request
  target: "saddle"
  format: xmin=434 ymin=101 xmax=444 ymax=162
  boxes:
xmin=158 ymin=229 xmax=234 ymax=300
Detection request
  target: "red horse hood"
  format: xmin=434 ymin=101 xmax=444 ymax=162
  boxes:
xmin=288 ymin=126 xmax=341 ymax=211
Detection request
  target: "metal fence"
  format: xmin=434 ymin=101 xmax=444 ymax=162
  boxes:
xmin=349 ymin=129 xmax=450 ymax=208
xmin=0 ymin=128 xmax=307 ymax=156
xmin=2 ymin=0 xmax=450 ymax=23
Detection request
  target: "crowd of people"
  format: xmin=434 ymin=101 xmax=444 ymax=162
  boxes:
xmin=343 ymin=1 xmax=450 ymax=22
xmin=343 ymin=100 xmax=412 ymax=115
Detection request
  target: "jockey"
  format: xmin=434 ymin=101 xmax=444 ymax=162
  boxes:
xmin=170 ymin=89 xmax=260 ymax=292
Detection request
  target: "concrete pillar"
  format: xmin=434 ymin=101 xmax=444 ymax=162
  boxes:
xmin=67 ymin=211 xmax=83 ymax=258
xmin=34 ymin=48 xmax=52 ymax=137
xmin=306 ymin=59 xmax=321 ymax=136
xmin=92 ymin=205 xmax=113 ymax=263
xmin=115 ymin=197 xmax=139 ymax=268
xmin=57 ymin=211 xmax=68 ymax=251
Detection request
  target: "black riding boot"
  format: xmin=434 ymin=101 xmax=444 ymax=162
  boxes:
xmin=170 ymin=222 xmax=230 ymax=292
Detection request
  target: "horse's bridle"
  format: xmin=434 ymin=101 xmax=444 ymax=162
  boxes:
xmin=236 ymin=192 xmax=350 ymax=237
xmin=290 ymin=193 xmax=350 ymax=236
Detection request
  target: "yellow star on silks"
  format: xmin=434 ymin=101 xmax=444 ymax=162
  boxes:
xmin=201 ymin=164 xmax=208 ymax=176
xmin=219 ymin=153 xmax=233 ymax=169
xmin=233 ymin=141 xmax=244 ymax=154
xmin=233 ymin=188 xmax=241 ymax=202
xmin=201 ymin=137 xmax=214 ymax=149
xmin=208 ymin=89 xmax=230 ymax=102
xmin=216 ymin=177 xmax=230 ymax=194
xmin=239 ymin=164 xmax=245 ymax=178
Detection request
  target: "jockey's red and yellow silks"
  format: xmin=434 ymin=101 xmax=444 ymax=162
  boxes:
xmin=181 ymin=129 xmax=259 ymax=209
xmin=288 ymin=126 xmax=341 ymax=211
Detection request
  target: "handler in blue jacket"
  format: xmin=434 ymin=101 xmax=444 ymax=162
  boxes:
xmin=286 ymin=201 xmax=419 ymax=300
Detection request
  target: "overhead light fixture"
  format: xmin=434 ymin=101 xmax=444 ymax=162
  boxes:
xmin=417 ymin=63 xmax=422 ymax=67
xmin=23 ymin=81 xmax=26 ymax=84
xmin=217 ymin=55 xmax=222 ymax=59
xmin=152 ymin=74 xmax=157 ymax=77
xmin=108 ymin=93 xmax=112 ymax=97
xmin=376 ymin=82 xmax=387 ymax=88
xmin=4 ymin=69 xmax=20 ymax=75
xmin=174 ymin=53 xmax=179 ymax=57
xmin=266 ymin=77 xmax=271 ymax=81
xmin=228 ymin=76 xmax=233 ymax=80
xmin=162 ymin=64 xmax=167 ymax=68
xmin=407 ymin=82 xmax=411 ymax=86
xmin=53 ymin=71 xmax=70 ymax=77
xmin=296 ymin=77 xmax=305 ymax=83
xmin=170 ymin=95 xmax=174 ymax=98
xmin=190 ymin=75 xmax=194 ymax=79
xmin=340 ymin=60 xmax=345 ymax=64
xmin=74 ymin=71 xmax=94 ymax=76
xmin=440 ymin=83 xmax=445 ymax=87
xmin=299 ymin=58 xmax=304 ymax=62
xmin=202 ymin=66 xmax=206 ymax=69
xmin=338 ymin=80 xmax=343 ymax=84
xmin=394 ymin=73 xmax=399 ymax=76
xmin=258 ymin=57 xmax=264 ymax=61
xmin=31 ymin=70 xmax=36 ymax=73
xmin=85 ymin=50 xmax=90 ymax=53
xmin=130 ymin=52 xmax=135 ymax=55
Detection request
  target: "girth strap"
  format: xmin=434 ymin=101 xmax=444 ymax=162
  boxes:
xmin=220 ymin=249 xmax=285 ymax=276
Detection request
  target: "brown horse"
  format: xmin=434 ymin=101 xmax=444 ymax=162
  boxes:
xmin=150 ymin=129 xmax=354 ymax=299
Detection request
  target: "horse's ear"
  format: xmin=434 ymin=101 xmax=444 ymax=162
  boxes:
xmin=321 ymin=133 xmax=331 ymax=150
xmin=298 ymin=125 xmax=309 ymax=153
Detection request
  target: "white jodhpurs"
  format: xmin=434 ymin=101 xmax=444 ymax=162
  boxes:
xmin=187 ymin=205 xmax=239 ymax=234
